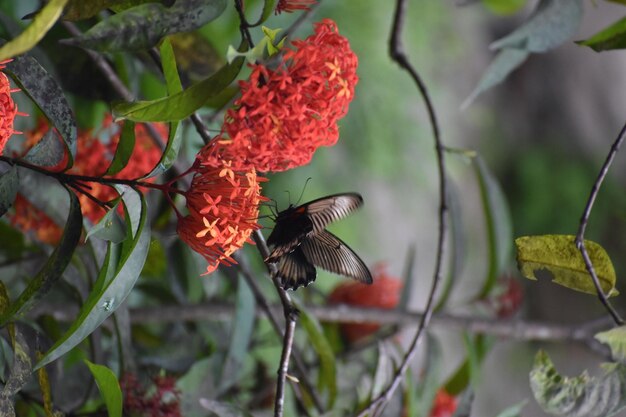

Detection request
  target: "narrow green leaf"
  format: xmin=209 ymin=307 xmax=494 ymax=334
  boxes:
xmin=444 ymin=336 xmax=489 ymax=395
xmin=492 ymin=400 xmax=528 ymax=417
xmin=462 ymin=48 xmax=529 ymax=108
xmin=490 ymin=0 xmax=583 ymax=53
xmin=84 ymin=360 xmax=123 ymax=417
xmin=106 ymin=121 xmax=136 ymax=175
xmin=257 ymin=0 xmax=278 ymax=25
xmin=113 ymin=56 xmax=244 ymax=122
xmin=576 ymin=16 xmax=626 ymax=52
xmin=62 ymin=0 xmax=156 ymax=21
xmin=5 ymin=56 xmax=77 ymax=166
xmin=474 ymin=156 xmax=513 ymax=298
xmin=0 ymin=188 xmax=82 ymax=327
xmin=36 ymin=352 xmax=54 ymax=417
xmin=0 ymin=166 xmax=18 ymax=217
xmin=298 ymin=302 xmax=338 ymax=407
xmin=414 ymin=335 xmax=443 ymax=417
xmin=23 ymin=130 xmax=65 ymax=168
xmin=595 ymin=326 xmax=626 ymax=364
xmin=515 ymin=235 xmax=618 ymax=296
xmin=160 ymin=37 xmax=183 ymax=95
xmin=398 ymin=244 xmax=416 ymax=311
xmin=370 ymin=343 xmax=394 ymax=402
xmin=530 ymin=350 xmax=626 ymax=417
xmin=85 ymin=201 xmax=126 ymax=243
xmin=36 ymin=187 xmax=150 ymax=369
xmin=0 ymin=0 xmax=69 ymax=61
xmin=219 ymin=275 xmax=255 ymax=393
xmin=61 ymin=0 xmax=227 ymax=52
xmin=482 ymin=0 xmax=527 ymax=15
xmin=0 ymin=325 xmax=32 ymax=413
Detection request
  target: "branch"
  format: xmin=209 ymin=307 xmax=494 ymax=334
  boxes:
xmin=31 ymin=301 xmax=613 ymax=343
xmin=575 ymin=121 xmax=626 ymax=326
xmin=357 ymin=1 xmax=449 ymax=415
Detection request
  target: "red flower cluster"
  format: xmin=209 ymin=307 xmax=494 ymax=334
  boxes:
xmin=120 ymin=373 xmax=181 ymax=417
xmin=207 ymin=19 xmax=358 ymax=172
xmin=429 ymin=389 xmax=457 ymax=417
xmin=9 ymin=194 xmax=63 ymax=245
xmin=484 ymin=276 xmax=524 ymax=319
xmin=177 ymin=153 xmax=267 ymax=275
xmin=8 ymin=117 xmax=167 ymax=244
xmin=0 ymin=61 xmax=18 ymax=153
xmin=328 ymin=263 xmax=403 ymax=343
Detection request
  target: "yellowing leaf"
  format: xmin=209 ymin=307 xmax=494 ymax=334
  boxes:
xmin=596 ymin=326 xmax=626 ymax=364
xmin=0 ymin=0 xmax=69 ymax=61
xmin=515 ymin=234 xmax=618 ymax=296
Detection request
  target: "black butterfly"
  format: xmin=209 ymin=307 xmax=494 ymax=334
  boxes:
xmin=266 ymin=193 xmax=373 ymax=291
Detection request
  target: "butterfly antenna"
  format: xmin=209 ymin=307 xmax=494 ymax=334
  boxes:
xmin=294 ymin=177 xmax=312 ymax=206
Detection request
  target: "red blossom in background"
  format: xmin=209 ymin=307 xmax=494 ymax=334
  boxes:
xmin=120 ymin=373 xmax=182 ymax=417
xmin=206 ymin=19 xmax=358 ymax=172
xmin=328 ymin=263 xmax=403 ymax=343
xmin=0 ymin=61 xmax=19 ymax=154
xmin=9 ymin=194 xmax=63 ymax=245
xmin=177 ymin=151 xmax=267 ymax=275
xmin=483 ymin=275 xmax=524 ymax=319
xmin=429 ymin=389 xmax=457 ymax=417
xmin=275 ymin=0 xmax=316 ymax=14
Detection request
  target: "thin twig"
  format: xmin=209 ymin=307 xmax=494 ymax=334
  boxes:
xmin=30 ymin=300 xmax=615 ymax=342
xmin=233 ymin=252 xmax=324 ymax=414
xmin=574 ymin=121 xmax=626 ymax=326
xmin=358 ymin=1 xmax=448 ymax=415
xmin=252 ymin=230 xmax=301 ymax=417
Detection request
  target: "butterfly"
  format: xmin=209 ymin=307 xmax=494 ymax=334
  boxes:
xmin=266 ymin=193 xmax=373 ymax=291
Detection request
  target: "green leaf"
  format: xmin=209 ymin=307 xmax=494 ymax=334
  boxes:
xmin=298 ymin=302 xmax=338 ymax=407
xmin=106 ymin=121 xmax=136 ymax=175
xmin=61 ymin=0 xmax=227 ymax=52
xmin=576 ymin=16 xmax=626 ymax=52
xmin=0 ymin=166 xmax=18 ymax=217
xmin=490 ymin=0 xmax=583 ymax=52
xmin=462 ymin=48 xmax=529 ymax=109
xmin=515 ymin=234 xmax=618 ymax=296
xmin=160 ymin=37 xmax=183 ymax=95
xmin=24 ymin=129 xmax=65 ymax=168
xmin=219 ymin=275 xmax=256 ymax=393
xmin=257 ymin=0 xmax=278 ymax=26
xmin=474 ymin=156 xmax=513 ymax=298
xmin=36 ymin=187 xmax=150 ymax=369
xmin=5 ymin=55 xmax=77 ymax=166
xmin=62 ymin=0 xmax=156 ymax=21
xmin=0 ymin=0 xmax=69 ymax=61
xmin=0 ymin=188 xmax=82 ymax=327
xmin=370 ymin=343 xmax=394 ymax=402
xmin=482 ymin=0 xmax=527 ymax=15
xmin=492 ymin=400 xmax=528 ymax=417
xmin=530 ymin=350 xmax=626 ymax=417
xmin=36 ymin=352 xmax=54 ymax=417
xmin=0 ymin=324 xmax=32 ymax=415
xmin=85 ymin=201 xmax=126 ymax=243
xmin=113 ymin=56 xmax=244 ymax=122
xmin=84 ymin=360 xmax=123 ymax=417
xmin=413 ymin=335 xmax=443 ymax=417
xmin=596 ymin=326 xmax=626 ymax=364
xmin=444 ymin=335 xmax=489 ymax=395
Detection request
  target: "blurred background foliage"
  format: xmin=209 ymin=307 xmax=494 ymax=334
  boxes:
xmin=0 ymin=0 xmax=626 ymax=416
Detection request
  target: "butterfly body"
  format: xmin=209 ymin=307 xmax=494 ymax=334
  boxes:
xmin=266 ymin=193 xmax=373 ymax=290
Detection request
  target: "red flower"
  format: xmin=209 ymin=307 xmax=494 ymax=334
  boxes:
xmin=0 ymin=61 xmax=19 ymax=153
xmin=328 ymin=263 xmax=403 ymax=343
xmin=207 ymin=19 xmax=358 ymax=172
xmin=487 ymin=276 xmax=524 ymax=319
xmin=120 ymin=373 xmax=182 ymax=417
xmin=429 ymin=389 xmax=457 ymax=417
xmin=177 ymin=154 xmax=267 ymax=275
xmin=9 ymin=194 xmax=63 ymax=245
xmin=275 ymin=0 xmax=316 ymax=14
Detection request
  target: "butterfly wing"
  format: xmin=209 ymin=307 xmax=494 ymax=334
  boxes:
xmin=266 ymin=193 xmax=363 ymax=262
xmin=304 ymin=193 xmax=364 ymax=234
xmin=300 ymin=230 xmax=373 ymax=284
xmin=275 ymin=246 xmax=317 ymax=290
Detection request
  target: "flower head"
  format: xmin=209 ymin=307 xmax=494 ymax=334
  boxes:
xmin=209 ymin=19 xmax=358 ymax=172
xmin=429 ymin=389 xmax=457 ymax=417
xmin=0 ymin=61 xmax=19 ymax=153
xmin=328 ymin=263 xmax=403 ymax=343
xmin=177 ymin=155 xmax=267 ymax=274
